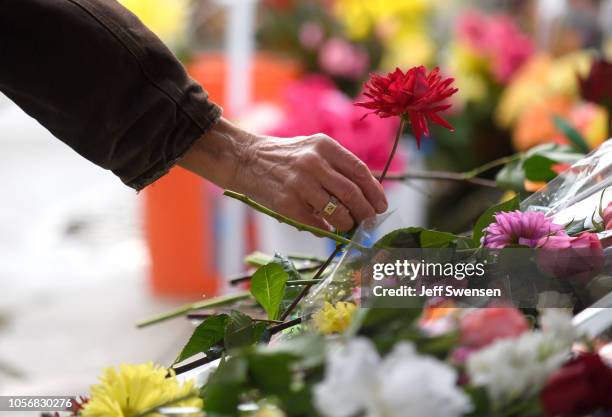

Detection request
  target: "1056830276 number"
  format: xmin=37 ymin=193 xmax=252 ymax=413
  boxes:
xmin=1 ymin=396 xmax=74 ymax=411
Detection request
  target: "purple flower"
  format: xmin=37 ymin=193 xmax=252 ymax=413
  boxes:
xmin=482 ymin=210 xmax=566 ymax=249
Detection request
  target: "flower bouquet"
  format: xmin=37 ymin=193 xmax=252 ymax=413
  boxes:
xmin=53 ymin=65 xmax=612 ymax=417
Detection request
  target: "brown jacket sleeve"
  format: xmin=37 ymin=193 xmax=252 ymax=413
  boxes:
xmin=0 ymin=0 xmax=222 ymax=190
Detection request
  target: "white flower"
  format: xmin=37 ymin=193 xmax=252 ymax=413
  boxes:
xmin=314 ymin=338 xmax=471 ymax=417
xmin=539 ymin=308 xmax=580 ymax=347
xmin=375 ymin=343 xmax=472 ymax=417
xmin=313 ymin=338 xmax=380 ymax=417
xmin=536 ymin=291 xmax=574 ymax=310
xmin=466 ymin=311 xmax=578 ymax=406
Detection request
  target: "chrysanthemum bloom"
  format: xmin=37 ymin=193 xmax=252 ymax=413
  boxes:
xmin=356 ymin=66 xmax=458 ymax=147
xmin=482 ymin=210 xmax=566 ymax=249
xmin=81 ymin=363 xmax=202 ymax=417
xmin=312 ymin=301 xmax=357 ymax=334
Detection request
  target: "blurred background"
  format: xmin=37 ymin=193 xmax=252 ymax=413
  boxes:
xmin=1 ymin=0 xmax=611 ymax=399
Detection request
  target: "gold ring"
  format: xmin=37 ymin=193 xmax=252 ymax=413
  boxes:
xmin=323 ymin=196 xmax=339 ymax=216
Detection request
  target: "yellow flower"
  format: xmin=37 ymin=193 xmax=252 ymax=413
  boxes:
xmin=82 ymin=363 xmax=202 ymax=417
xmin=118 ymin=0 xmax=190 ymax=47
xmin=380 ymin=32 xmax=435 ymax=70
xmin=334 ymin=0 xmax=430 ymax=41
xmin=447 ymin=44 xmax=491 ymax=104
xmin=496 ymin=51 xmax=595 ymax=129
xmin=312 ymin=301 xmax=357 ymax=334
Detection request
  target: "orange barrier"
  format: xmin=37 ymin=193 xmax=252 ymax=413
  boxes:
xmin=143 ymin=53 xmax=301 ymax=297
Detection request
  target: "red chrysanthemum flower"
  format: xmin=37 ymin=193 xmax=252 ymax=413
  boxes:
xmin=355 ymin=66 xmax=458 ymax=147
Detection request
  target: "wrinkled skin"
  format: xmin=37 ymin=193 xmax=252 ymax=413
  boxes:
xmin=180 ymin=118 xmax=388 ymax=232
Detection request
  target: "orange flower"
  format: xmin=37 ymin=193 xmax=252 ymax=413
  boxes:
xmin=513 ymin=97 xmax=609 ymax=151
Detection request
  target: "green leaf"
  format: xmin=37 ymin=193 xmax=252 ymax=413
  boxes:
xmin=553 ymin=116 xmax=589 ymax=153
xmin=272 ymin=253 xmax=301 ymax=281
xmin=375 ymin=227 xmax=462 ymax=249
xmin=523 ymin=149 xmax=582 ymax=182
xmin=420 ymin=229 xmax=462 ymax=248
xmin=472 ymin=196 xmax=520 ymax=246
xmin=496 ymin=159 xmax=525 ymax=192
xmin=464 ymin=386 xmax=491 ymax=417
xmin=265 ymin=333 xmax=326 ymax=368
xmin=224 ymin=311 xmax=267 ymax=351
xmin=347 ymin=307 xmax=421 ymax=336
xmin=412 ymin=332 xmax=459 ymax=359
xmin=202 ymin=356 xmax=248 ymax=416
xmin=250 ymin=263 xmax=289 ymax=320
xmin=374 ymin=227 xmax=421 ymax=248
xmin=175 ymin=314 xmax=228 ymax=364
xmin=248 ymin=352 xmax=295 ymax=395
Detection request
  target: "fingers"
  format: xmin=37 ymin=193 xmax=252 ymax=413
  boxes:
xmin=290 ymin=205 xmax=332 ymax=233
xmin=317 ymin=168 xmax=377 ymax=224
xmin=327 ymin=143 xmax=388 ymax=214
xmin=300 ymin=180 xmax=355 ymax=232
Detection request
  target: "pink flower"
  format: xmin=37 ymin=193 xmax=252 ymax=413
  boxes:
xmin=270 ymin=76 xmax=405 ymax=174
xmin=459 ymin=307 xmax=529 ymax=349
xmin=604 ymin=201 xmax=612 ymax=231
xmin=318 ymin=38 xmax=369 ymax=80
xmin=299 ymin=21 xmax=324 ymax=50
xmin=537 ymin=232 xmax=604 ymax=282
xmin=482 ymin=210 xmax=567 ymax=249
xmin=487 ymin=15 xmax=534 ymax=83
xmin=456 ymin=9 xmax=490 ymax=51
xmin=456 ymin=10 xmax=534 ymax=84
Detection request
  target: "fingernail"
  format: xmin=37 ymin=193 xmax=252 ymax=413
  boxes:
xmin=376 ymin=201 xmax=387 ymax=213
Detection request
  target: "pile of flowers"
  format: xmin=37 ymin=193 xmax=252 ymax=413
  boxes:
xmin=60 ymin=62 xmax=612 ymax=417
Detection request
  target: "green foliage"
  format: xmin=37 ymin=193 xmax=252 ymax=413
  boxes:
xmin=464 ymin=386 xmax=491 ymax=417
xmin=496 ymin=144 xmax=583 ymax=191
xmin=250 ymin=263 xmax=289 ymax=320
xmin=472 ymin=195 xmax=520 ymax=246
xmin=375 ymin=227 xmax=464 ymax=249
xmin=553 ymin=116 xmax=589 ymax=154
xmin=224 ymin=311 xmax=267 ymax=351
xmin=496 ymin=159 xmax=525 ymax=191
xmin=523 ymin=144 xmax=582 ymax=182
xmin=175 ymin=314 xmax=229 ymax=364
xmin=202 ymin=356 xmax=248 ymax=417
xmin=203 ymin=334 xmax=326 ymax=417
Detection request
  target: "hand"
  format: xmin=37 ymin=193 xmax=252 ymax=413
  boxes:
xmin=179 ymin=118 xmax=388 ymax=232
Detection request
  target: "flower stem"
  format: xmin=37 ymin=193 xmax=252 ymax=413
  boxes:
xmin=382 ymin=170 xmax=497 ymax=187
xmin=379 ymin=118 xmax=406 ymax=182
xmin=463 ymin=154 xmax=521 ymax=178
xmin=136 ymin=292 xmax=250 ymax=328
xmin=223 ymin=190 xmax=355 ymax=246
xmin=285 ymin=279 xmax=323 ymax=286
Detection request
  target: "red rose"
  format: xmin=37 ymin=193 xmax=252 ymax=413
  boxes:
xmin=355 ymin=66 xmax=458 ymax=147
xmin=541 ymin=353 xmax=612 ymax=417
xmin=579 ymin=59 xmax=612 ymax=105
xmin=459 ymin=307 xmax=529 ymax=349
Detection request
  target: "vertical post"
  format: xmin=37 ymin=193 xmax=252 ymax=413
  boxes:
xmin=225 ymin=0 xmax=257 ymax=115
xmin=218 ymin=0 xmax=258 ymax=281
xmin=535 ymin=0 xmax=568 ymax=49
